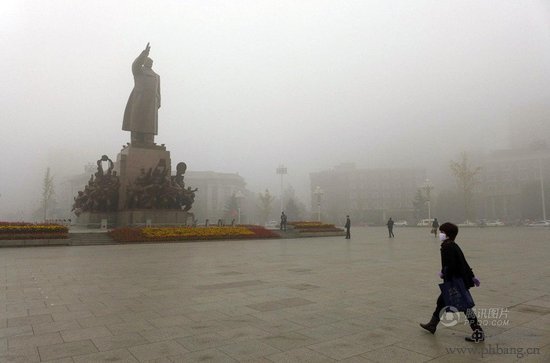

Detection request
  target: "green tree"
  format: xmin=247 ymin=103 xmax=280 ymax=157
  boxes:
xmin=450 ymin=152 xmax=481 ymax=222
xmin=257 ymin=189 xmax=274 ymax=224
xmin=41 ymin=167 xmax=56 ymax=221
xmin=412 ymin=189 xmax=428 ymax=220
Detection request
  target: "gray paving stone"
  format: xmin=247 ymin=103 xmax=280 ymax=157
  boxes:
xmin=91 ymin=332 xmax=148 ymax=351
xmin=33 ymin=320 xmax=81 ymax=335
xmin=7 ymin=314 xmax=53 ymax=328
xmin=8 ymin=332 xmax=63 ymax=349
xmin=170 ymin=348 xmax=237 ymax=362
xmin=0 ymin=346 xmax=41 ymax=362
xmin=38 ymin=340 xmax=98 ymax=361
xmin=138 ymin=326 xmax=193 ymax=343
xmin=60 ymin=326 xmax=112 ymax=342
xmin=217 ymin=339 xmax=281 ymax=360
xmin=72 ymin=348 xmax=139 ymax=362
xmin=0 ymin=227 xmax=548 ymax=361
xmin=77 ymin=314 xmax=124 ymax=328
xmin=360 ymin=345 xmax=433 ymax=362
xmin=261 ymin=331 xmax=319 ymax=351
xmin=0 ymin=325 xmax=33 ymax=339
xmin=175 ymin=332 xmax=230 ymax=351
xmin=307 ymin=337 xmax=374 ymax=360
xmin=127 ymin=340 xmax=189 ymax=361
xmin=266 ymin=347 xmax=336 ymax=362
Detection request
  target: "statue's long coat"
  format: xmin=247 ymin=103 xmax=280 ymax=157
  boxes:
xmin=122 ymin=51 xmax=161 ymax=134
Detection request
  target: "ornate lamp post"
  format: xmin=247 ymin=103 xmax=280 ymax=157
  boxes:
xmin=423 ymin=179 xmax=434 ymax=221
xmin=313 ymin=186 xmax=324 ymax=222
xmin=539 ymin=158 xmax=547 ymax=221
xmin=276 ymin=164 xmax=287 ymax=214
xmin=234 ymin=190 xmax=244 ymax=225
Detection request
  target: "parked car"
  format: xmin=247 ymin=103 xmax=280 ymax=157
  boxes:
xmin=485 ymin=220 xmax=505 ymax=227
xmin=417 ymin=219 xmax=434 ymax=226
xmin=527 ymin=220 xmax=550 ymax=227
xmin=458 ymin=220 xmax=478 ymax=227
xmin=394 ymin=220 xmax=408 ymax=227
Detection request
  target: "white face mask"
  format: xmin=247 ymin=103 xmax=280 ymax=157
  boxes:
xmin=439 ymin=232 xmax=447 ymax=241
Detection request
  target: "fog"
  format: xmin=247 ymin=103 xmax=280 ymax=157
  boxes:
xmin=1 ymin=0 xmax=550 ymax=219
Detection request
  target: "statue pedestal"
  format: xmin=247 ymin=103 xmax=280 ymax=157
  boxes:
xmin=117 ymin=210 xmax=193 ymax=227
xmin=76 ymin=210 xmax=192 ymax=228
xmin=77 ymin=212 xmax=118 ymax=228
xmin=115 ymin=143 xmax=171 ymax=210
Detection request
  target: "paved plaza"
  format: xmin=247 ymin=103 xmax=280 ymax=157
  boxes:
xmin=0 ymin=227 xmax=549 ymax=362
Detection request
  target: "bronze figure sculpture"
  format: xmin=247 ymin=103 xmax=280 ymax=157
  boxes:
xmin=122 ymin=43 xmax=161 ymax=146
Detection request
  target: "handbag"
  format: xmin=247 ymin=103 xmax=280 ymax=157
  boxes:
xmin=439 ymin=277 xmax=475 ymax=312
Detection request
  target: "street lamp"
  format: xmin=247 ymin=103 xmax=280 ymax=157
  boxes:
xmin=423 ymin=179 xmax=434 ymax=221
xmin=313 ymin=186 xmax=324 ymax=222
xmin=234 ymin=191 xmax=245 ymax=225
xmin=539 ymin=158 xmax=547 ymax=221
xmin=276 ymin=164 xmax=287 ymax=214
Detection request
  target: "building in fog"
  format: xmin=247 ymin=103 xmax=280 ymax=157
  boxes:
xmin=184 ymin=171 xmax=249 ymax=223
xmin=310 ymin=163 xmax=426 ymax=225
xmin=480 ymin=145 xmax=550 ymax=221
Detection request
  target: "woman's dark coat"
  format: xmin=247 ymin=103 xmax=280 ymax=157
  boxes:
xmin=440 ymin=240 xmax=475 ymax=288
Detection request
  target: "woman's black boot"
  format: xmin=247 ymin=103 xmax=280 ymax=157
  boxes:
xmin=420 ymin=315 xmax=440 ymax=334
xmin=465 ymin=309 xmax=485 ymax=342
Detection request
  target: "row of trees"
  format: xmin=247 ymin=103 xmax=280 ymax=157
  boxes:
xmin=223 ymin=187 xmax=307 ymax=224
xmin=414 ymin=152 xmax=482 ymax=222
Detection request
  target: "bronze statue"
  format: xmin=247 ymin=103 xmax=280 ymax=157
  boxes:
xmin=124 ymin=160 xmax=198 ymax=211
xmin=122 ymin=43 xmax=161 ymax=146
xmin=72 ymin=155 xmax=120 ymax=215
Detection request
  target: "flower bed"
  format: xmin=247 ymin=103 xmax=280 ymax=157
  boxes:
xmin=297 ymin=228 xmax=343 ymax=233
xmin=109 ymin=225 xmax=279 ymax=243
xmin=287 ymin=221 xmax=344 ymax=234
xmin=0 ymin=222 xmax=68 ymax=240
xmin=288 ymin=221 xmax=340 ymax=230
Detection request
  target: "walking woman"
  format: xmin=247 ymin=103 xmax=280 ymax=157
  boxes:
xmin=420 ymin=222 xmax=484 ymax=342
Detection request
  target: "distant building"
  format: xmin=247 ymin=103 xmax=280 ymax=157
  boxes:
xmin=184 ymin=171 xmax=248 ymax=223
xmin=310 ymin=163 xmax=426 ymax=225
xmin=480 ymin=145 xmax=550 ymax=221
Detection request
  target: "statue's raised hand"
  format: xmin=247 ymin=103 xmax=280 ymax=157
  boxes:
xmin=144 ymin=42 xmax=151 ymax=55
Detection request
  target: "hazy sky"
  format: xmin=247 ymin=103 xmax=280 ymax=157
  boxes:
xmin=1 ymin=0 xmax=550 ymax=217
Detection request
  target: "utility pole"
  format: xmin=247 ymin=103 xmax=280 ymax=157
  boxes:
xmin=276 ymin=164 xmax=287 ymax=214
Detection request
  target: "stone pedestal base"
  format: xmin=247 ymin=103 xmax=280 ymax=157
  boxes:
xmin=76 ymin=212 xmax=118 ymax=228
xmin=115 ymin=144 xmax=171 ymax=210
xmin=117 ymin=210 xmax=193 ymax=227
xmin=77 ymin=210 xmax=193 ymax=228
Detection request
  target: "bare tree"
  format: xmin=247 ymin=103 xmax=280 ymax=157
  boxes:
xmin=450 ymin=152 xmax=481 ymax=222
xmin=41 ymin=167 xmax=56 ymax=221
xmin=257 ymin=189 xmax=274 ymax=224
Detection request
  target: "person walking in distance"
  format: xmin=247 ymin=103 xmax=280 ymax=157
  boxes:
xmin=387 ymin=217 xmax=395 ymax=238
xmin=432 ymin=218 xmax=439 ymax=237
xmin=280 ymin=212 xmax=287 ymax=231
xmin=420 ymin=222 xmax=484 ymax=342
xmin=345 ymin=215 xmax=351 ymax=239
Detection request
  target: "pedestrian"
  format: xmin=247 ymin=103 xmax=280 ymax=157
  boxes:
xmin=420 ymin=222 xmax=484 ymax=342
xmin=387 ymin=217 xmax=394 ymax=238
xmin=280 ymin=212 xmax=287 ymax=231
xmin=345 ymin=215 xmax=351 ymax=239
xmin=431 ymin=218 xmax=439 ymax=237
